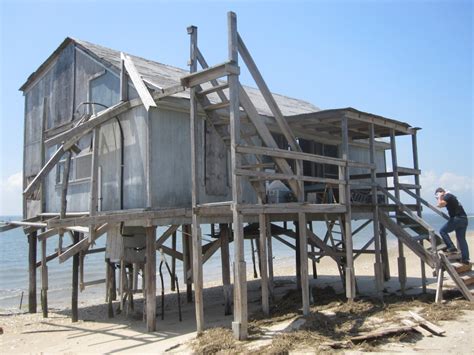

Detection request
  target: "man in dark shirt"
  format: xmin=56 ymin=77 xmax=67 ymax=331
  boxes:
xmin=436 ymin=187 xmax=469 ymax=264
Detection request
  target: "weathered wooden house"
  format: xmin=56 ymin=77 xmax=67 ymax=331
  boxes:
xmin=2 ymin=11 xmax=471 ymax=341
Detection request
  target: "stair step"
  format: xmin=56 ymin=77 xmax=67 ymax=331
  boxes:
xmin=459 ymin=270 xmax=474 ymax=286
xmin=204 ymin=101 xmax=230 ymax=111
xmin=426 ymin=243 xmax=447 ymax=252
xmin=451 ymin=262 xmax=472 ymax=273
xmin=412 ymin=234 xmax=429 ymax=242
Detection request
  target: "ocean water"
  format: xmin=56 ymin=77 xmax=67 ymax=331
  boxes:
xmin=1 ymin=214 xmax=473 ymax=310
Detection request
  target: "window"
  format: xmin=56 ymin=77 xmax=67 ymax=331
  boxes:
xmin=56 ymin=151 xmax=92 ymax=185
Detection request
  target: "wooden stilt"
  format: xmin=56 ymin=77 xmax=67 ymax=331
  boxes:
xmin=71 ymin=232 xmax=79 ymax=322
xmin=435 ymin=268 xmax=444 ymax=303
xmin=309 ymin=222 xmax=317 ymax=279
xmin=119 ymin=259 xmax=126 ymax=312
xmin=220 ymin=223 xmax=232 ymax=315
xmin=28 ymin=231 xmax=37 ymax=313
xmin=295 ymin=220 xmax=302 ymax=290
xmin=106 ymin=259 xmax=114 ymax=318
xmin=171 ymin=231 xmax=177 ymax=291
xmin=369 ymin=123 xmax=383 ymax=296
xmin=259 ymin=215 xmax=269 ymax=315
xmin=40 ymin=238 xmax=48 ymax=317
xmin=299 ymin=212 xmax=310 ymax=315
xmin=228 ymin=11 xmax=247 ymax=341
xmin=267 ymin=219 xmax=274 ymax=301
xmin=380 ymin=224 xmax=391 ymax=281
xmin=183 ymin=225 xmax=193 ymax=303
xmin=341 ymin=116 xmax=355 ymax=301
xmin=145 ymin=226 xmax=156 ymax=332
xmin=390 ymin=129 xmax=406 ymax=294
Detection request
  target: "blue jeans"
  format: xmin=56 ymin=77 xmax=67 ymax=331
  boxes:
xmin=440 ymin=217 xmax=469 ymax=261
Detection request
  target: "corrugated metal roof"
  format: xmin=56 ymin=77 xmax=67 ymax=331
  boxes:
xmin=20 ymin=37 xmax=321 ymax=117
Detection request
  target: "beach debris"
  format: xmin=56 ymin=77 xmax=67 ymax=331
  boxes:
xmin=408 ymin=311 xmax=445 ymax=335
xmin=401 ymin=318 xmax=432 ymax=336
xmin=350 ymin=325 xmax=414 ymax=343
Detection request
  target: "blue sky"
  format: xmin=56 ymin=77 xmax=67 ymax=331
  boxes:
xmin=0 ymin=0 xmax=472 ymax=214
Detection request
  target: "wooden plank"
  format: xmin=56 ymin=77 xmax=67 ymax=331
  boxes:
xmin=451 ymin=262 xmax=472 ymax=274
xmin=220 ymin=224 xmax=232 ymax=315
xmin=236 ymin=168 xmax=344 ymax=185
xmin=155 ymin=225 xmax=179 ymax=248
xmin=397 ymin=167 xmax=421 ymax=175
xmin=236 ymin=144 xmax=346 ymax=167
xmin=408 ymin=311 xmax=446 ymax=335
xmin=58 ymin=223 xmax=108 ymax=263
xmin=197 ymin=82 xmax=229 ymax=97
xmin=145 ymin=226 xmax=157 ymax=331
xmin=401 ymin=319 xmax=433 ymax=337
xmin=82 ymin=279 xmax=106 ymax=287
xmin=435 ymin=268 xmax=444 ymax=303
xmin=23 ymin=146 xmax=66 ymax=197
xmin=181 ymin=61 xmax=239 ymax=88
xmin=239 ymin=203 xmax=346 ymax=215
xmin=121 ymin=52 xmax=156 ymax=111
xmin=351 ymin=326 xmax=414 ymax=342
xmin=37 ymin=228 xmax=58 ymax=242
xmin=237 ymin=33 xmax=300 ymax=153
xmin=88 ymin=128 xmax=100 ymax=243
xmin=158 ymin=245 xmax=183 ymax=261
xmin=120 ymin=59 xmax=128 ymax=101
xmin=238 ymin=85 xmax=300 ymax=196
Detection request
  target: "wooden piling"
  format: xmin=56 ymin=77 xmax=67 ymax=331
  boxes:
xmin=145 ymin=226 xmax=156 ymax=332
xmin=71 ymin=232 xmax=79 ymax=322
xmin=41 ymin=238 xmax=48 ymax=317
xmin=28 ymin=231 xmax=37 ymax=313
xmin=298 ymin=212 xmax=310 ymax=315
xmin=220 ymin=223 xmax=232 ymax=315
xmin=295 ymin=220 xmax=301 ymax=290
xmin=258 ymin=215 xmax=269 ymax=315
xmin=171 ymin=231 xmax=177 ymax=291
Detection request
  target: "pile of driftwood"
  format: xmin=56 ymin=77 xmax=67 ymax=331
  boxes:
xmin=325 ymin=311 xmax=445 ymax=349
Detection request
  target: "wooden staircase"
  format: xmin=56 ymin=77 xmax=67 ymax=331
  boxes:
xmin=377 ymin=187 xmax=473 ymax=302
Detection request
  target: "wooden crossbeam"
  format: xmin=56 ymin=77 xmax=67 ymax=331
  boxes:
xmin=58 ymin=223 xmax=109 ymax=263
xmin=155 ymin=225 xmax=179 ymax=249
xmin=181 ymin=61 xmax=239 ymax=88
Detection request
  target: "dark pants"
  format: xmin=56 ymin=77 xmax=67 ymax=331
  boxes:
xmin=440 ymin=216 xmax=469 ymax=261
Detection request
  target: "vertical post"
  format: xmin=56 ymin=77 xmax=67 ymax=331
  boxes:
xmin=341 ymin=115 xmax=355 ymax=300
xmin=41 ymin=238 xmax=48 ymax=317
xmin=295 ymin=220 xmax=301 ymax=290
xmin=309 ymin=222 xmax=317 ymax=279
xmin=299 ymin=212 xmax=310 ymax=315
xmin=380 ymin=224 xmax=391 ymax=281
xmin=369 ymin=123 xmax=383 ymax=295
xmin=171 ymin=231 xmax=177 ymax=291
xmin=145 ymin=226 xmax=156 ymax=332
xmin=188 ymin=24 xmax=204 ymax=334
xmin=220 ymin=223 xmax=232 ymax=315
xmin=182 ymin=224 xmax=193 ymax=303
xmin=89 ymin=128 xmax=100 ymax=243
xmin=390 ymin=129 xmax=406 ymax=294
xmin=228 ymin=11 xmax=247 ymax=340
xmin=411 ymin=130 xmax=426 ymax=293
xmin=59 ymin=151 xmax=72 ymax=253
xmin=267 ymin=218 xmax=274 ymax=300
xmin=258 ymin=215 xmax=269 ymax=315
xmin=28 ymin=231 xmax=37 ymax=313
xmin=71 ymin=232 xmax=80 ymax=322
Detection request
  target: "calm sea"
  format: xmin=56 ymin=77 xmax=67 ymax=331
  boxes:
xmin=1 ymin=214 xmax=473 ymax=310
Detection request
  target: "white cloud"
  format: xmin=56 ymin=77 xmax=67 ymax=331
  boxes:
xmin=420 ymin=170 xmax=474 ymax=213
xmin=0 ymin=171 xmax=23 ymax=216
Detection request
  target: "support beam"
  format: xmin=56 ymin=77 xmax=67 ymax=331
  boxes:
xmin=369 ymin=123 xmax=383 ymax=295
xmin=341 ymin=116 xmax=355 ymax=300
xmin=171 ymin=231 xmax=177 ymax=291
xmin=298 ymin=212 xmax=310 ymax=315
xmin=145 ymin=226 xmax=156 ymax=332
xmin=258 ymin=215 xmax=269 ymax=315
xmin=188 ymin=24 xmax=204 ymax=334
xmin=71 ymin=232 xmax=80 ymax=322
xmin=28 ymin=231 xmax=37 ymax=313
xmin=228 ymin=12 xmax=247 ymax=341
xmin=220 ymin=223 xmax=232 ymax=315
xmin=390 ymin=129 xmax=406 ymax=294
xmin=41 ymin=238 xmax=48 ymax=318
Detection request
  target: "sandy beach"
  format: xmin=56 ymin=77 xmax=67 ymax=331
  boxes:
xmin=1 ymin=233 xmax=473 ymax=354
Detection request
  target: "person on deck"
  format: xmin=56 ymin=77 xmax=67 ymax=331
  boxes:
xmin=435 ymin=187 xmax=470 ymax=264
